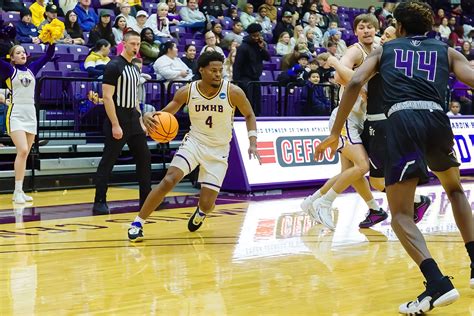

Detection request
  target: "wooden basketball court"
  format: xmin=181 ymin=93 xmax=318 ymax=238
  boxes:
xmin=0 ymin=182 xmax=473 ymax=315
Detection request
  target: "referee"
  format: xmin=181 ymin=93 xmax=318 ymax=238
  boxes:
xmin=93 ymin=30 xmax=151 ymax=214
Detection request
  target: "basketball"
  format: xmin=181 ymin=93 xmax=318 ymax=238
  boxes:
xmin=148 ymin=112 xmax=179 ymax=143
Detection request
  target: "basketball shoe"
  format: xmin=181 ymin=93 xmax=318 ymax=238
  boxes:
xmin=128 ymin=222 xmax=144 ymax=242
xmin=12 ymin=190 xmax=33 ymax=204
xmin=312 ymin=198 xmax=335 ymax=230
xmin=359 ymin=208 xmax=388 ymax=228
xmin=188 ymin=207 xmax=206 ymax=232
xmin=414 ymin=195 xmax=431 ymax=224
xmin=398 ymin=276 xmax=460 ymax=315
xmin=300 ymin=195 xmax=323 ymax=224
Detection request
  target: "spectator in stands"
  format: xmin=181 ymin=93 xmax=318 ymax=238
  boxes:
xmin=59 ymin=0 xmax=79 ymax=16
xmin=128 ymin=0 xmax=143 ymax=16
xmin=227 ymin=7 xmax=238 ymax=20
xmin=223 ymin=47 xmax=235 ymax=80
xmin=367 ymin=5 xmax=375 ymax=15
xmin=118 ymin=2 xmax=137 ymax=30
xmin=434 ymin=8 xmax=445 ymax=25
xmin=233 ymin=23 xmax=270 ymax=116
xmin=282 ymin=0 xmax=302 ymax=23
xmin=322 ymin=21 xmax=337 ymax=44
xmin=315 ymin=52 xmax=334 ymax=83
xmin=0 ymin=23 xmax=16 ymax=58
xmin=381 ymin=1 xmax=394 ymax=18
xmin=302 ymin=2 xmax=319 ymax=25
xmin=201 ymin=30 xmax=225 ymax=56
xmin=166 ymin=0 xmax=181 ymax=25
xmin=325 ymin=40 xmax=336 ymax=57
xmin=222 ymin=19 xmax=243 ymax=49
xmin=145 ymin=3 xmax=173 ymax=43
xmin=0 ymin=0 xmax=23 ymax=12
xmin=64 ymin=10 xmax=86 ymax=45
xmin=277 ymin=52 xmax=310 ymax=86
xmin=256 ymin=6 xmax=272 ymax=37
xmin=133 ymin=10 xmax=148 ymax=33
xmin=272 ymin=11 xmax=294 ymax=44
xmin=305 ymin=28 xmax=317 ymax=54
xmin=74 ymin=0 xmax=99 ymax=32
xmin=84 ymin=39 xmax=111 ymax=78
xmin=464 ymin=25 xmax=473 ymax=43
xmin=88 ymin=11 xmax=116 ymax=47
xmin=202 ymin=0 xmax=225 ymax=20
xmin=240 ymin=3 xmax=256 ymax=30
xmin=324 ymin=29 xmax=345 ymax=58
xmin=180 ymin=44 xmax=197 ymax=77
xmin=323 ymin=4 xmax=339 ymax=28
xmin=38 ymin=4 xmax=61 ymax=31
xmin=29 ymin=0 xmax=46 ymax=27
xmin=304 ymin=13 xmax=323 ymax=47
xmin=427 ymin=22 xmax=442 ymax=41
xmin=131 ymin=58 xmax=155 ymax=114
xmin=211 ymin=21 xmax=223 ymax=46
xmin=139 ymin=27 xmax=160 ymax=65
xmin=259 ymin=0 xmax=276 ymax=23
xmin=16 ymin=9 xmax=40 ymax=44
xmin=461 ymin=41 xmax=473 ymax=61
xmin=112 ymin=15 xmax=127 ymax=44
xmin=98 ymin=0 xmax=119 ymax=12
xmin=281 ymin=43 xmax=307 ymax=70
xmin=439 ymin=17 xmax=451 ymax=40
xmin=179 ymin=0 xmax=206 ymax=30
xmin=153 ymin=41 xmax=192 ymax=81
xmin=301 ymin=69 xmax=330 ymax=115
xmin=447 ymin=101 xmax=462 ymax=116
xmin=449 ymin=25 xmax=464 ymax=47
xmin=290 ymin=25 xmax=305 ymax=47
xmin=448 ymin=16 xmax=457 ymax=31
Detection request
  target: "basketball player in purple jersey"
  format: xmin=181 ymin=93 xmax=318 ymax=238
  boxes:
xmin=315 ymin=1 xmax=474 ymax=314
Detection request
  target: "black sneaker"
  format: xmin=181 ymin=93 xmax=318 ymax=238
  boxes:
xmin=92 ymin=202 xmax=109 ymax=215
xmin=414 ymin=195 xmax=431 ymax=223
xmin=128 ymin=222 xmax=144 ymax=242
xmin=188 ymin=207 xmax=206 ymax=232
xmin=359 ymin=208 xmax=388 ymax=228
xmin=398 ymin=276 xmax=460 ymax=314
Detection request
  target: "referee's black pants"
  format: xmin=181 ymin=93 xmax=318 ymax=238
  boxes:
xmin=94 ymin=108 xmax=151 ymax=208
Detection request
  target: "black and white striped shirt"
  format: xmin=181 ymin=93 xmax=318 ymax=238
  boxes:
xmin=102 ymin=56 xmax=140 ymax=109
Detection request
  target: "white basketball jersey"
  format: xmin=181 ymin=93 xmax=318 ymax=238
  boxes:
xmin=338 ymin=42 xmax=371 ymax=116
xmin=187 ymin=80 xmax=235 ymax=147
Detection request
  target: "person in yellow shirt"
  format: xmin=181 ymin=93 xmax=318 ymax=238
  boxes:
xmin=29 ymin=0 xmax=46 ymax=27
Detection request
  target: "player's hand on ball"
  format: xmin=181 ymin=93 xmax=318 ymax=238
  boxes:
xmin=248 ymin=144 xmax=261 ymax=165
xmin=314 ymin=134 xmax=339 ymax=161
xmin=143 ymin=111 xmax=159 ymax=131
xmin=112 ymin=123 xmax=123 ymax=140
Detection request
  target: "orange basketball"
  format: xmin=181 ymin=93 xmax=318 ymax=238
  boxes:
xmin=148 ymin=112 xmax=179 ymax=143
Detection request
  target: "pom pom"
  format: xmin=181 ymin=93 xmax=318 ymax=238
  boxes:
xmin=38 ymin=19 xmax=65 ymax=44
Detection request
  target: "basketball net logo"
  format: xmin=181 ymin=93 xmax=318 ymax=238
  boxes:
xmin=410 ymin=40 xmax=422 ymax=47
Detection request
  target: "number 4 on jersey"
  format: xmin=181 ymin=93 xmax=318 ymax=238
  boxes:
xmin=206 ymin=116 xmax=213 ymax=128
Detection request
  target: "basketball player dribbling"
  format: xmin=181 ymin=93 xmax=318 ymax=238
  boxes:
xmin=315 ymin=2 xmax=474 ymax=314
xmin=301 ymin=14 xmax=386 ymax=230
xmin=128 ymin=51 xmax=261 ymax=242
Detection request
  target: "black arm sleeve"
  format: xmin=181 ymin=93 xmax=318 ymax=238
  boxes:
xmin=102 ymin=60 xmax=121 ymax=86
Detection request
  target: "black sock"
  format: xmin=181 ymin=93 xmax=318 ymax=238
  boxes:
xmin=466 ymin=241 xmax=474 ymax=278
xmin=419 ymin=258 xmax=444 ymax=284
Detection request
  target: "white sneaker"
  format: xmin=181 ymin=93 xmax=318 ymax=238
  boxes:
xmin=12 ymin=191 xmax=25 ymax=204
xmin=313 ymin=198 xmax=335 ymax=230
xmin=301 ymin=195 xmax=322 ymax=224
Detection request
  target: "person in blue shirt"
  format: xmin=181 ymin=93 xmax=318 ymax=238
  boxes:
xmin=16 ymin=9 xmax=40 ymax=44
xmin=301 ymin=70 xmax=331 ymax=115
xmin=73 ymin=0 xmax=98 ymax=32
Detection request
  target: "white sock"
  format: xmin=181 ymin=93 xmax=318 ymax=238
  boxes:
xmin=322 ymin=188 xmax=338 ymax=204
xmin=366 ymin=199 xmax=380 ymax=210
xmin=414 ymin=194 xmax=421 ymax=203
xmin=310 ymin=189 xmax=322 ymax=201
xmin=15 ymin=180 xmax=23 ymax=192
xmin=133 ymin=216 xmax=145 ymax=225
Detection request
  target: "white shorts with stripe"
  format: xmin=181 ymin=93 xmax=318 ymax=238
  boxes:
xmin=170 ymin=135 xmax=230 ymax=192
xmin=328 ymin=106 xmax=365 ymax=151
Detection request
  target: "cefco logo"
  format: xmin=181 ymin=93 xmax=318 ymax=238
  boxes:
xmin=257 ymin=136 xmax=339 ymax=167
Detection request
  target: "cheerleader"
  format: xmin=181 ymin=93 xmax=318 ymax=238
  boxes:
xmin=0 ymin=43 xmax=55 ymax=203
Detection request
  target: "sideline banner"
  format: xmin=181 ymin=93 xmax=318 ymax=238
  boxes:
xmin=221 ymin=116 xmax=474 ymax=192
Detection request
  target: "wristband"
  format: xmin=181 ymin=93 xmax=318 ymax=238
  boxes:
xmin=248 ymin=130 xmax=258 ymax=138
